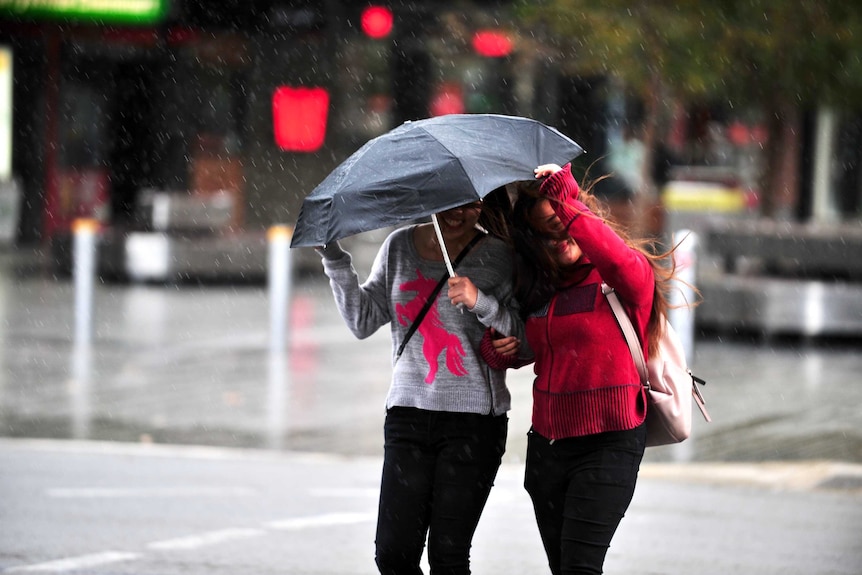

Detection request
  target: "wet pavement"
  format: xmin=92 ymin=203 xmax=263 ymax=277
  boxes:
xmin=3 ymin=438 xmax=862 ymax=575
xmin=2 ymin=247 xmax=861 ymax=467
xmin=2 ymin=247 xmax=862 ymax=574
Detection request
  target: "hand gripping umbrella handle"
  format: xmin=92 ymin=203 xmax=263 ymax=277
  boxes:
xmin=431 ymin=214 xmax=456 ymax=278
xmin=431 ymin=213 xmax=465 ymax=312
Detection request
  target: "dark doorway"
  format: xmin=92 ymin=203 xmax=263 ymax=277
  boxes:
xmin=108 ymin=61 xmax=159 ymax=226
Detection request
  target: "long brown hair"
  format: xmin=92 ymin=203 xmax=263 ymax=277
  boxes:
xmin=509 ymin=175 xmax=697 ymax=357
xmin=477 ymin=186 xmax=514 ymax=240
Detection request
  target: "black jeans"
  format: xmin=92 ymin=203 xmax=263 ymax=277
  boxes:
xmin=524 ymin=423 xmax=646 ymax=575
xmin=375 ymin=407 xmax=508 ymax=575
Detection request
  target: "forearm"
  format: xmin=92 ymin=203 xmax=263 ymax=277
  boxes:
xmin=539 ymin=164 xmax=653 ymax=302
xmin=479 ymin=328 xmax=534 ymax=370
xmin=320 ymin=246 xmax=390 ymax=339
xmin=540 ymin=163 xmax=583 ymax=230
xmin=471 ymin=288 xmax=525 ymax=343
xmin=567 ymin=211 xmax=654 ymax=303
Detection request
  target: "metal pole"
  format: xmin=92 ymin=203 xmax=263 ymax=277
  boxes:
xmin=267 ymin=225 xmax=293 ymax=352
xmin=668 ymin=229 xmax=698 ymax=366
xmin=72 ymin=218 xmax=98 ymax=344
xmin=267 ymin=225 xmax=293 ymax=449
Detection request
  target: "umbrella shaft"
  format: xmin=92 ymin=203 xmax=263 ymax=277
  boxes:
xmin=431 ymin=214 xmax=456 ymax=278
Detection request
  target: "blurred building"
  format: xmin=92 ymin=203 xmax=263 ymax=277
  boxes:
xmin=0 ymin=1 xmax=544 ymax=252
xmin=2 ymin=0 xmax=859 ymax=323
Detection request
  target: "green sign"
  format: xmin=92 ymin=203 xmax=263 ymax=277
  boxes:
xmin=0 ymin=0 xmax=168 ymax=25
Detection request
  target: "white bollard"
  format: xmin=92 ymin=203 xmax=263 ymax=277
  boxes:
xmin=668 ymin=229 xmax=698 ymax=366
xmin=70 ymin=336 xmax=92 ymax=440
xmin=267 ymin=225 xmax=293 ymax=352
xmin=72 ymin=218 xmax=98 ymax=344
xmin=266 ymin=350 xmax=287 ymax=450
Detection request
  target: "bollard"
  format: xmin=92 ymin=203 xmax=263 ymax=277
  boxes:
xmin=267 ymin=225 xmax=293 ymax=352
xmin=266 ymin=350 xmax=287 ymax=450
xmin=668 ymin=229 xmax=698 ymax=366
xmin=72 ymin=218 xmax=99 ymax=344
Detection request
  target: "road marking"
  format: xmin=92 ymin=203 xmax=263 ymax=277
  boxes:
xmin=147 ymin=528 xmax=266 ymax=551
xmin=46 ymin=486 xmax=255 ymax=498
xmin=6 ymin=551 xmax=139 ymax=572
xmin=265 ymin=512 xmax=375 ymax=530
xmin=6 ymin=514 xmax=374 ymax=572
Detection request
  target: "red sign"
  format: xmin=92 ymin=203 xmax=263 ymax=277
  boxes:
xmin=272 ymin=87 xmax=330 ymax=152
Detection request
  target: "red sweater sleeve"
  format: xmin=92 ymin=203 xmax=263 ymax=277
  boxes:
xmin=539 ymin=163 xmax=582 ymax=231
xmin=479 ymin=328 xmax=532 ymax=370
xmin=541 ymin=163 xmax=653 ymax=307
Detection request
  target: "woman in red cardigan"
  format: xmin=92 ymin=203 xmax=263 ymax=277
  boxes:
xmin=485 ymin=162 xmax=679 ymax=574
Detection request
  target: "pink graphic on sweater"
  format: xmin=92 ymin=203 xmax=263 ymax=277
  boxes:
xmin=395 ymin=269 xmax=468 ymax=384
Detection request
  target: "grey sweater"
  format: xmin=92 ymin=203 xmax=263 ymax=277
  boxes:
xmin=319 ymin=225 xmax=522 ymax=416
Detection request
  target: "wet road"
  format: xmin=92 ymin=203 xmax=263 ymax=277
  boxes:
xmin=2 ymin=251 xmax=862 ymax=574
xmin=3 ymin=438 xmax=862 ymax=575
xmin=1 ymin=252 xmax=861 ymax=468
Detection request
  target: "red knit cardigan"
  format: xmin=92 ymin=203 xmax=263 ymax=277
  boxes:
xmin=496 ymin=164 xmax=654 ymax=439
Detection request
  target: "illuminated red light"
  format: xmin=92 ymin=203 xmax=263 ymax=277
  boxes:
xmin=361 ymin=6 xmax=393 ymax=39
xmin=472 ymin=30 xmax=513 ymax=58
xmin=430 ymin=82 xmax=465 ymax=117
xmin=272 ymin=87 xmax=330 ymax=152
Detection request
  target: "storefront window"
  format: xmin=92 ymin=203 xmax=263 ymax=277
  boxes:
xmin=192 ymin=68 xmax=244 ymax=156
xmin=58 ymin=81 xmax=109 ymax=169
xmin=171 ymin=35 xmax=249 ymax=228
xmin=335 ymin=34 xmax=393 ymax=145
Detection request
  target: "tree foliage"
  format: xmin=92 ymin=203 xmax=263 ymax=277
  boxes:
xmin=516 ymin=0 xmax=862 ymax=217
xmin=516 ymin=0 xmax=862 ymax=111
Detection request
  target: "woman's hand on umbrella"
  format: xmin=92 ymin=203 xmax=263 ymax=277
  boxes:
xmin=447 ymin=276 xmax=478 ymax=310
xmin=534 ymin=164 xmax=563 ymax=178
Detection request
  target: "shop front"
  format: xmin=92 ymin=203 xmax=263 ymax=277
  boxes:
xmin=2 ymin=0 xmax=253 ymax=246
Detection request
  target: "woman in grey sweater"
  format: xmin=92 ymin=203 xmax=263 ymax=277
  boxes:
xmin=317 ymin=189 xmax=523 ymax=574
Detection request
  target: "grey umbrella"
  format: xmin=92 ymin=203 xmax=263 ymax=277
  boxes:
xmin=289 ymin=113 xmax=584 ymax=249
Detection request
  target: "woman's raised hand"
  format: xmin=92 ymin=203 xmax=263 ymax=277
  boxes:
xmin=534 ymin=164 xmax=563 ymax=179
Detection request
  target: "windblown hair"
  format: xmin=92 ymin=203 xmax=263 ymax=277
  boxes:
xmin=509 ymin=174 xmax=696 ymax=357
xmin=476 ymin=186 xmax=514 ymax=240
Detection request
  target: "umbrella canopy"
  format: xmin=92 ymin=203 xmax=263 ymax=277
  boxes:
xmin=290 ymin=113 xmax=584 ymax=248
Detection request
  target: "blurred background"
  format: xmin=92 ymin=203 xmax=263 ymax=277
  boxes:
xmin=1 ymin=0 xmax=861 ymax=337
xmin=1 ymin=5 xmax=861 ymax=571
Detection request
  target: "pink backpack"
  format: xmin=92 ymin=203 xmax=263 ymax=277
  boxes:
xmin=603 ymin=284 xmax=711 ymax=447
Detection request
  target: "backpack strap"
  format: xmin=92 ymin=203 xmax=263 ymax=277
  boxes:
xmin=602 ymin=283 xmax=649 ymax=388
xmin=603 ymin=283 xmax=711 ymax=423
xmin=395 ymin=231 xmax=485 ymax=362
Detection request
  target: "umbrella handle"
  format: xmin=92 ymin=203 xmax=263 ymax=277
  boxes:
xmin=431 ymin=214 xmax=456 ymax=278
xmin=430 ymin=214 xmax=465 ymax=313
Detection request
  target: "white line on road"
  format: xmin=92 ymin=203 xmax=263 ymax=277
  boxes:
xmin=265 ymin=512 xmax=376 ymax=530
xmin=147 ymin=528 xmax=267 ymax=551
xmin=46 ymin=486 xmax=255 ymax=498
xmin=6 ymin=551 xmax=139 ymax=572
xmin=6 ymin=514 xmax=374 ymax=571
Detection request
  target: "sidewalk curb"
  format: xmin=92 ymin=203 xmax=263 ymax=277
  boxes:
xmin=4 ymin=437 xmax=862 ymax=495
xmin=639 ymin=461 xmax=862 ymax=493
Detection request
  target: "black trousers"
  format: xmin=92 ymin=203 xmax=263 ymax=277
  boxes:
xmin=375 ymin=406 xmax=508 ymax=575
xmin=524 ymin=423 xmax=647 ymax=575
